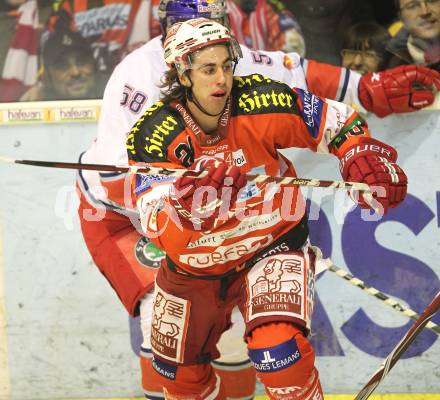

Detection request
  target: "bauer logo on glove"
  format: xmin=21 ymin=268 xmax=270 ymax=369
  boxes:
xmin=340 ymin=137 xmax=408 ymax=214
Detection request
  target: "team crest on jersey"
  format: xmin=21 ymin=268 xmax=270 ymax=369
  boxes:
xmin=134 ymin=236 xmax=165 ymax=269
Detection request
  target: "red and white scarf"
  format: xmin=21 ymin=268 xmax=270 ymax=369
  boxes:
xmin=0 ymin=0 xmax=39 ymax=102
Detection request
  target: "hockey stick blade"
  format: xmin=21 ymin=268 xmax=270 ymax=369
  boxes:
xmin=354 ymin=291 xmax=440 ymax=400
xmin=0 ymin=156 xmax=371 ymax=192
xmin=315 ymin=258 xmax=440 ymax=336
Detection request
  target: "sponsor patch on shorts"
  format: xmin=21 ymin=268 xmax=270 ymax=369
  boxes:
xmin=151 ymin=287 xmax=190 ymax=363
xmin=248 ymin=337 xmax=301 ymax=372
xmin=246 ymin=254 xmax=306 ymax=322
xmin=152 ymin=357 xmax=177 ymax=380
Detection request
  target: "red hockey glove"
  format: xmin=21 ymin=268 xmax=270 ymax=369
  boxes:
xmin=169 ymin=157 xmax=247 ymax=230
xmin=340 ymin=138 xmax=408 ymax=214
xmin=359 ymin=65 xmax=440 ymax=118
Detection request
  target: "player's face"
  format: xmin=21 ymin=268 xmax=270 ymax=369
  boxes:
xmin=184 ymin=45 xmax=234 ymax=114
xmin=400 ymin=0 xmax=440 ymax=39
xmin=47 ymin=51 xmax=96 ymax=99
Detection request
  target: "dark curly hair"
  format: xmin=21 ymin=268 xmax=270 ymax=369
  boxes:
xmin=159 ymin=67 xmax=188 ymax=104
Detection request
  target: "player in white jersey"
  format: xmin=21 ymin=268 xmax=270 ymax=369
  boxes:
xmin=76 ymin=1 xmax=440 ymax=398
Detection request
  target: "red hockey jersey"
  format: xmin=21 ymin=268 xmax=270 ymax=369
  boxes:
xmin=128 ymin=74 xmax=371 ymax=277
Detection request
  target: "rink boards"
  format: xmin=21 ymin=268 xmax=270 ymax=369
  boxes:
xmin=0 ymin=100 xmax=439 ymax=399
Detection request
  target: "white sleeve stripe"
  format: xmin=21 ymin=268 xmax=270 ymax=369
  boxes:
xmin=300 ymin=57 xmax=309 ymax=78
xmin=335 ymin=68 xmax=349 ymax=102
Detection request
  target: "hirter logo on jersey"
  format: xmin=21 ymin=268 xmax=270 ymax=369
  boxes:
xmin=234 ymin=74 xmax=299 ymax=116
xmin=237 ymin=87 xmax=295 ymax=115
xmin=144 ymin=115 xmax=180 ymax=158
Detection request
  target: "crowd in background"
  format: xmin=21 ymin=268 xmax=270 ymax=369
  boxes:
xmin=0 ymin=0 xmax=439 ymax=102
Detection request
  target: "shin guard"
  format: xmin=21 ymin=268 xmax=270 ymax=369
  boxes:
xmin=247 ymin=322 xmax=323 ymax=400
xmin=141 ymin=354 xmax=165 ymax=399
xmin=151 ymin=357 xmax=226 ymax=400
xmin=211 ymin=359 xmax=256 ymax=399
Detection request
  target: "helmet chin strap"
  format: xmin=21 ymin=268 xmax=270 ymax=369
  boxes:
xmin=184 ymin=76 xmax=225 ymax=117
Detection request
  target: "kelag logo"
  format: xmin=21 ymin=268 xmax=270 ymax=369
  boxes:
xmin=129 ymin=193 xmax=440 ymax=359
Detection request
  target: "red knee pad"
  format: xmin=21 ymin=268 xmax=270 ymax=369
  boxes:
xmin=211 ymin=360 xmax=256 ymax=399
xmin=151 ymin=357 xmax=226 ymax=400
xmin=247 ymin=322 xmax=323 ymax=400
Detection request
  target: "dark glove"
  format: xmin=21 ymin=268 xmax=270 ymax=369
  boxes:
xmin=169 ymin=157 xmax=247 ymax=230
xmin=340 ymin=137 xmax=407 ymax=214
xmin=359 ymin=65 xmax=440 ymax=117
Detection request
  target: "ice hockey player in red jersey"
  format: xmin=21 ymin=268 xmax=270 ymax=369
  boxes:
xmin=127 ymin=18 xmax=408 ymax=399
xmin=76 ymin=1 xmax=436 ymax=398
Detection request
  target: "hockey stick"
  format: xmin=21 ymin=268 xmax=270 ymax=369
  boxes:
xmin=354 ymin=291 xmax=440 ymax=400
xmin=0 ymin=156 xmax=205 ymax=178
xmin=0 ymin=156 xmax=371 ymax=192
xmin=316 ymin=258 xmax=440 ymax=336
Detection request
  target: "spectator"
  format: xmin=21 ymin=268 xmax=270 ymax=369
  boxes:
xmin=0 ymin=0 xmax=52 ymax=102
xmin=341 ymin=21 xmax=391 ymax=75
xmin=387 ymin=0 xmax=440 ymax=70
xmin=45 ymin=0 xmax=159 ymax=77
xmin=0 ymin=0 xmax=27 ymax=76
xmin=226 ymin=0 xmax=305 ymax=54
xmin=21 ymin=30 xmax=105 ymax=101
xmin=286 ymin=0 xmax=375 ymax=65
